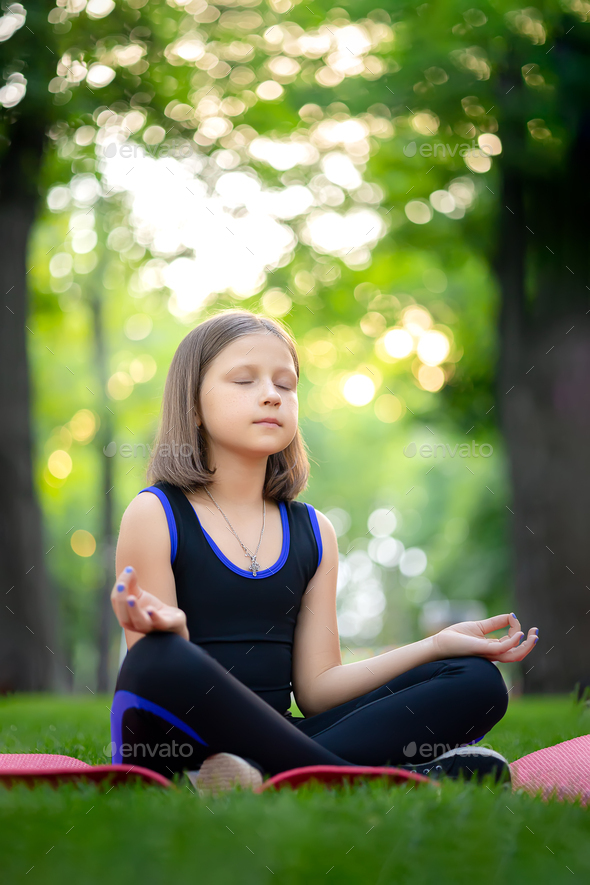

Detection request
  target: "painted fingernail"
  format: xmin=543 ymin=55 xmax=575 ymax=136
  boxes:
xmin=148 ymin=611 xmax=154 ymax=618
xmin=534 ymin=636 xmax=538 ymax=643
xmin=127 ymin=598 xmax=135 ymax=607
xmin=125 ymin=567 xmax=133 ymax=573
xmin=511 ymin=613 xmax=516 ymax=618
xmin=117 ymin=583 xmax=125 ymax=592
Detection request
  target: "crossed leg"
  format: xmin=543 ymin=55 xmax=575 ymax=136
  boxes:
xmin=111 ymin=632 xmax=508 ymax=779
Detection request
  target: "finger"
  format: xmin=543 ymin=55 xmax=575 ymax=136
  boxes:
xmin=495 ymin=628 xmax=538 ymax=662
xmin=508 ymin=611 xmax=521 ymax=636
xmin=112 ymin=577 xmax=132 ymax=626
xmin=122 ymin=566 xmax=140 ymax=597
xmin=113 ymin=572 xmax=145 ymax=629
xmin=483 ymin=630 xmax=523 ymax=652
xmin=461 ymin=630 xmax=522 ymax=657
xmin=489 ymin=628 xmax=536 ymax=662
xmin=111 ymin=567 xmax=133 ymax=606
xmin=479 ymin=613 xmax=511 ymax=634
xmin=113 ymin=567 xmax=142 ymax=624
xmin=125 ymin=596 xmax=153 ymax=632
xmin=146 ymin=607 xmax=170 ymax=629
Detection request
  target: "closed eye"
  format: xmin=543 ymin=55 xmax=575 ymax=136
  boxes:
xmin=235 ymin=381 xmax=293 ymax=390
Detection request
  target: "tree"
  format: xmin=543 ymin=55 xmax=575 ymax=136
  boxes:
xmin=2 ymin=0 xmax=405 ymax=689
xmin=366 ymin=0 xmax=590 ymax=692
xmin=4 ymin=0 xmax=588 ymax=693
xmin=0 ymin=3 xmax=63 ymax=691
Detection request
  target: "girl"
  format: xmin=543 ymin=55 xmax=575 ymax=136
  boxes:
xmin=110 ymin=309 xmax=538 ymax=792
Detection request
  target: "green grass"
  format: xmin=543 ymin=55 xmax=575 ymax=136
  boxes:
xmin=1 ymin=693 xmax=590 ymax=884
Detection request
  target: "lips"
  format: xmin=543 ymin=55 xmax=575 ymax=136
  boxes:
xmin=254 ymin=419 xmax=281 ymax=426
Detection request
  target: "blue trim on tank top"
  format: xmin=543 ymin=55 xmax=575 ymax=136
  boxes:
xmin=138 ymin=487 xmax=178 ymax=564
xmin=304 ymin=503 xmax=323 ymax=570
xmin=191 ymin=499 xmax=290 ymax=579
xmin=136 ymin=488 xmax=319 ymax=579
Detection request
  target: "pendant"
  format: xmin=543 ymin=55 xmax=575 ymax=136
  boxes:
xmin=249 ymin=555 xmax=261 ymax=577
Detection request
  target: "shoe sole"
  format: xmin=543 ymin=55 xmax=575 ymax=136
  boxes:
xmin=187 ymin=753 xmax=263 ymax=795
xmin=434 ymin=746 xmax=510 ymax=765
xmin=432 ymin=746 xmax=511 ymax=784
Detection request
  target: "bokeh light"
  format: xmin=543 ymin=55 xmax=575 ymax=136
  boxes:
xmin=402 ymin=307 xmax=432 ymax=336
xmin=417 ymin=364 xmax=445 ymax=392
xmin=382 ymin=328 xmax=413 ymax=358
xmin=129 ymin=355 xmax=157 ymax=383
xmin=478 ymin=133 xmax=502 ymax=156
xmin=374 ymin=394 xmax=403 ymax=423
xmin=69 ymin=409 xmax=97 ymax=443
xmin=124 ymin=314 xmax=153 ymax=340
xmin=464 ymin=149 xmax=492 ymax=173
xmin=71 ymin=530 xmax=96 ymax=558
xmin=256 ymin=80 xmax=284 ymax=100
xmin=368 ymin=536 xmax=404 ymax=567
xmin=86 ymin=64 xmax=115 ymax=88
xmin=48 ymin=450 xmax=72 ymax=479
xmin=368 ymin=508 xmax=397 ymax=536
xmin=341 ymin=373 xmax=375 ymax=406
xmin=405 ymin=200 xmax=433 ymax=224
xmin=399 ymin=547 xmax=427 ymax=577
xmin=108 ymin=372 xmax=134 ymax=400
xmin=416 ymin=330 xmax=450 ymax=366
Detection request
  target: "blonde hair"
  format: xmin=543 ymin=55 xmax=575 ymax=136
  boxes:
xmin=145 ymin=308 xmax=311 ymax=501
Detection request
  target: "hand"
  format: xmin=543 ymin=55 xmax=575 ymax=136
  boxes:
xmin=432 ymin=612 xmax=538 ymax=663
xmin=110 ymin=566 xmax=189 ymax=641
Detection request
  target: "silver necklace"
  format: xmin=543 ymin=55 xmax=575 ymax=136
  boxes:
xmin=203 ymin=487 xmax=266 ymax=577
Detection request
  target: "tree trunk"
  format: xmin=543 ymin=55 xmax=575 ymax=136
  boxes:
xmin=88 ymin=248 xmax=116 ymax=694
xmin=495 ymin=109 xmax=590 ymax=694
xmin=0 ymin=119 xmax=64 ymax=691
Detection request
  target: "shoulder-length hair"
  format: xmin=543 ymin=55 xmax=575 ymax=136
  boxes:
xmin=145 ymin=308 xmax=311 ymax=501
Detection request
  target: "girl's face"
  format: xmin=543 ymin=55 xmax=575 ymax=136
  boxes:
xmin=197 ymin=332 xmax=299 ymax=460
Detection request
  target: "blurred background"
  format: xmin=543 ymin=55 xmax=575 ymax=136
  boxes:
xmin=1 ymin=0 xmax=589 ymax=699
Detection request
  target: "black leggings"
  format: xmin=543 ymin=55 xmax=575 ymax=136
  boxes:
xmin=110 ymin=632 xmax=509 ymax=781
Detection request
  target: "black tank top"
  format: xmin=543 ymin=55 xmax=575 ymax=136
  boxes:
xmin=137 ymin=481 xmax=324 ymax=716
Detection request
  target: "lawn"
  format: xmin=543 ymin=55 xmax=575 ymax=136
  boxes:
xmin=1 ymin=692 xmax=590 ymax=884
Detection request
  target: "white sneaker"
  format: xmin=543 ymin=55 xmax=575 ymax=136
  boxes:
xmin=186 ymin=753 xmax=264 ymax=796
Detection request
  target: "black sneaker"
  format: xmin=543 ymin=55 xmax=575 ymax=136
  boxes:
xmin=397 ymin=746 xmax=511 ymax=786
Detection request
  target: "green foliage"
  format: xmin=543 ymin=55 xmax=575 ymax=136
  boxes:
xmin=5 ymin=0 xmax=588 ymax=679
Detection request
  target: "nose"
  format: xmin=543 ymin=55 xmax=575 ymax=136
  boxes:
xmin=260 ymin=377 xmax=282 ymax=405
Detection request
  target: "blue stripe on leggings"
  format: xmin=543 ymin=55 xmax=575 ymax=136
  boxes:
xmin=467 ymin=734 xmax=486 ymax=745
xmin=138 ymin=487 xmax=178 ymax=564
xmin=110 ymin=689 xmax=208 ymax=764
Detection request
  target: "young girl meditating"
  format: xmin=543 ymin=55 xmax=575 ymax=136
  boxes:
xmin=110 ymin=309 xmax=538 ymax=792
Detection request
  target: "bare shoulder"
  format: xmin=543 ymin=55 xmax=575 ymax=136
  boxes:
xmin=313 ymin=508 xmax=337 ymax=537
xmin=116 ymin=490 xmax=178 ymax=612
xmin=312 ymin=509 xmax=339 ymax=558
xmin=120 ymin=487 xmax=171 ymax=533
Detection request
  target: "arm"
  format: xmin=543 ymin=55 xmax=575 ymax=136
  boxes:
xmin=291 ymin=511 xmax=439 ymax=716
xmin=291 ymin=511 xmax=538 ymax=717
xmin=112 ymin=491 xmax=189 ymax=651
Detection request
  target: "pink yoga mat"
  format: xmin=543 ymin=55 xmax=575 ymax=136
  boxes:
xmin=509 ymin=734 xmax=590 ymax=806
xmin=0 ymin=754 xmax=172 ymax=789
xmin=254 ymin=764 xmax=432 ymax=793
xmin=3 ymin=736 xmax=590 ymax=802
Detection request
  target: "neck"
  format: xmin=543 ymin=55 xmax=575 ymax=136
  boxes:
xmin=202 ymin=447 xmax=268 ymax=510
